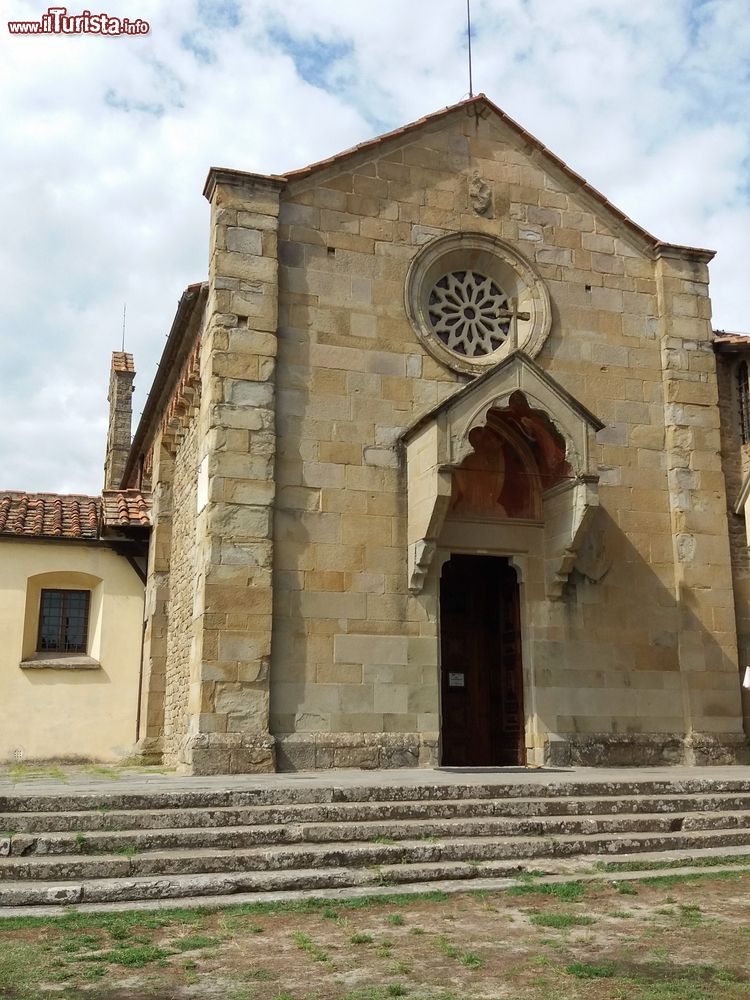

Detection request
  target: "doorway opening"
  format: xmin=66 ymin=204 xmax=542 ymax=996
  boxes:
xmin=439 ymin=554 xmax=525 ymax=766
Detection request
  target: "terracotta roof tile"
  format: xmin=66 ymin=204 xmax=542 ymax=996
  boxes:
xmin=101 ymin=489 xmax=151 ymax=528
xmin=0 ymin=492 xmax=100 ymax=539
xmin=0 ymin=489 xmax=152 ymax=539
xmin=714 ymin=332 xmax=750 ymax=346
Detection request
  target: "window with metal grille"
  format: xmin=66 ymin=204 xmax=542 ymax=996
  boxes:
xmin=738 ymin=362 xmax=750 ymax=445
xmin=36 ymin=589 xmax=90 ymax=653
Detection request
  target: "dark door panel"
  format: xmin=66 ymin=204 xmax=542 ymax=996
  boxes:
xmin=440 ymin=555 xmax=524 ymax=766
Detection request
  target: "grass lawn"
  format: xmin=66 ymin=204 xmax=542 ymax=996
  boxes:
xmin=1 ymin=869 xmax=749 ymax=999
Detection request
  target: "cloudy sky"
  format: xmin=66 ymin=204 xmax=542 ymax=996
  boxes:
xmin=1 ymin=0 xmax=748 ymax=494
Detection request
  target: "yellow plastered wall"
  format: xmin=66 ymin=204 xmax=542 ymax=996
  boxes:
xmin=0 ymin=540 xmax=144 ymax=762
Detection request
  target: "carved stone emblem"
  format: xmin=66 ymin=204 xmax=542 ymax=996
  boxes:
xmin=469 ymin=170 xmax=493 ymax=216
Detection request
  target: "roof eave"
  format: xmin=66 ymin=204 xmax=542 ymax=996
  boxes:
xmin=0 ymin=533 xmax=102 ymax=546
xmin=121 ymin=282 xmax=208 ymax=488
xmin=715 ymin=342 xmax=750 ymax=354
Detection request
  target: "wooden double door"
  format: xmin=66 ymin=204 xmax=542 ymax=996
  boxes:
xmin=440 ymin=555 xmax=525 ymax=767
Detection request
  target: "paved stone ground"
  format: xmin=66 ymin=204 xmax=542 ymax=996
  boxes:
xmin=4 ymin=764 xmax=750 ymax=797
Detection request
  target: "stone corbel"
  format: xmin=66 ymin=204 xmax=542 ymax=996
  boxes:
xmin=406 ymin=474 xmax=452 ymax=594
xmin=543 ymin=475 xmax=599 ymax=599
xmin=408 ymin=539 xmax=436 ymax=594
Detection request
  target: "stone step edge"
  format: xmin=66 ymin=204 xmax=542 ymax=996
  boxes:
xmin=6 ymin=791 xmax=750 ymax=825
xmin=4 ymin=826 xmax=750 ymax=880
xmin=6 ymin=809 xmax=749 ymax=854
xmin=5 ymin=778 xmax=750 ymax=812
xmin=575 ymin=839 xmax=750 ymax=869
xmin=3 ymin=853 xmax=750 ymax=914
xmin=0 ymin=861 xmax=527 ymax=906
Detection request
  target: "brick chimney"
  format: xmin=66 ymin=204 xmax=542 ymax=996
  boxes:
xmin=104 ymin=351 xmax=135 ymax=490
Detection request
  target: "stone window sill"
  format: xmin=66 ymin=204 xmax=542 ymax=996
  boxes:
xmin=20 ymin=654 xmax=101 ymax=670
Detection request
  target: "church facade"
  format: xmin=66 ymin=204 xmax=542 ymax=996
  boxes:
xmin=119 ymin=95 xmax=750 ymax=774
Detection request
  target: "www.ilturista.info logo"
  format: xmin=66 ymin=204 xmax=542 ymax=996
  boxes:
xmin=8 ymin=7 xmax=150 ymax=35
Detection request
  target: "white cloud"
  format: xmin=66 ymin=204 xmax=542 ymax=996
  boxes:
xmin=0 ymin=0 xmax=748 ymax=492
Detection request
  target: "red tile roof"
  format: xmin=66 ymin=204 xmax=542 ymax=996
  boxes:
xmin=0 ymin=490 xmax=152 ymax=539
xmin=714 ymin=332 xmax=750 ymax=346
xmin=101 ymin=489 xmax=151 ymax=528
xmin=0 ymin=492 xmax=100 ymax=539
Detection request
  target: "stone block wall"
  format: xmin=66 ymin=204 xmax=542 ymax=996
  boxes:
xmin=173 ymin=172 xmax=282 ymax=775
xmin=655 ymin=254 xmax=744 ymax=761
xmin=271 ymin=231 xmax=446 ymax=765
xmin=716 ymin=355 xmax=750 ymax=739
xmin=163 ymin=416 xmax=199 ymax=763
xmin=266 ymin=107 xmax=746 ymax=767
xmin=103 ymin=352 xmax=135 ymax=491
xmin=135 ymin=437 xmax=173 ymax=760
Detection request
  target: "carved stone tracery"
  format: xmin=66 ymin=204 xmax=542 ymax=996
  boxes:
xmin=405 ymin=232 xmax=552 ymax=375
xmin=428 ymin=270 xmax=510 ymax=357
xmin=449 ymin=394 xmax=572 ymax=523
xmin=401 ymin=352 xmax=604 ymax=597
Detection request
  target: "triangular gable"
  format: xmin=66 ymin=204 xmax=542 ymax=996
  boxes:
xmin=206 ymin=95 xmax=714 ymax=262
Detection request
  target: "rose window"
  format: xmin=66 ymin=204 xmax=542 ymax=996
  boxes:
xmin=405 ymin=233 xmax=552 ymax=375
xmin=428 ymin=270 xmax=510 ymax=357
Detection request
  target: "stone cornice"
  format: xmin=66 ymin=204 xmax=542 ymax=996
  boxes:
xmin=203 ymin=167 xmax=286 ymax=202
xmin=653 ymin=242 xmax=716 ymax=264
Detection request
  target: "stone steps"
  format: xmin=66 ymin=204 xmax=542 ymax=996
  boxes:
xmin=0 ymin=859 xmax=532 ymax=908
xmin=4 ymin=827 xmax=750 ymax=885
xmin=5 ymin=809 xmax=750 ymax=858
xmin=4 ymin=792 xmax=750 ymax=833
xmin=4 ymin=777 xmax=750 ymax=813
xmin=3 ymin=828 xmax=750 ymax=908
xmin=2 ymin=775 xmax=750 ymax=910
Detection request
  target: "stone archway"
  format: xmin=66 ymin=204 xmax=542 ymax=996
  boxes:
xmin=449 ymin=390 xmax=573 ymax=522
xmin=401 ymin=351 xmax=604 ymax=598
